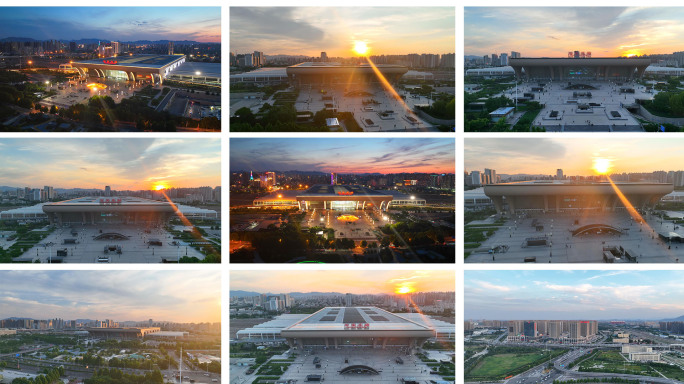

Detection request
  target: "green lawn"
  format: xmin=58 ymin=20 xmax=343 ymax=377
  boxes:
xmin=467 ymin=349 xmax=564 ymax=380
xmin=577 ymin=350 xmax=684 ymax=379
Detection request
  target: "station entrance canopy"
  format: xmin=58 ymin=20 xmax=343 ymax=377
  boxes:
xmin=509 ymin=58 xmax=651 ymax=81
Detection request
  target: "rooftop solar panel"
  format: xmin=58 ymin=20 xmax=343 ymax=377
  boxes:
xmin=342 ymin=308 xmax=365 ymax=323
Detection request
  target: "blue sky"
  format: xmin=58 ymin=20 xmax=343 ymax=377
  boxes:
xmin=0 ymin=271 xmax=220 ymax=323
xmin=465 ymin=270 xmax=684 ymax=320
xmin=231 ymin=7 xmax=454 ymax=57
xmin=0 ymin=138 xmax=220 ymax=190
xmin=0 ymin=7 xmax=220 ymax=42
xmin=230 ymin=138 xmax=455 ymax=174
xmin=465 ymin=138 xmax=684 ymax=176
xmin=466 ymin=7 xmax=684 ymax=57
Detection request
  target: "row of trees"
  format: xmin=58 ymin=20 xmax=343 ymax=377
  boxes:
xmin=11 ymin=366 xmax=65 ymax=384
xmin=644 ymin=90 xmax=684 ymax=117
xmin=416 ymin=95 xmax=455 ymax=120
xmin=84 ymin=368 xmax=164 ymax=384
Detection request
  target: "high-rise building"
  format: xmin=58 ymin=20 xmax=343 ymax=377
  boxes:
xmin=321 ymin=51 xmax=328 ymax=62
xmin=111 ymin=41 xmax=120 ymax=55
xmin=556 ymin=169 xmax=564 ymax=180
xmin=104 ymin=186 xmax=111 ymax=197
xmin=499 ymin=53 xmax=508 ymax=66
xmin=168 ymin=41 xmax=174 ymax=55
xmin=548 ymin=321 xmax=563 ymax=338
xmin=484 ymin=169 xmax=497 ymax=185
xmin=511 ymin=51 xmax=521 ymax=58
xmin=43 ymin=186 xmax=54 ymax=200
xmin=345 ymin=293 xmax=353 ymax=307
xmin=470 ymin=170 xmax=482 ymax=186
xmin=523 ymin=321 xmax=537 ymax=338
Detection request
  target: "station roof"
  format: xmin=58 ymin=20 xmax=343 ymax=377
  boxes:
xmin=254 ymin=190 xmax=301 ymax=202
xmin=284 ymin=307 xmax=432 ymax=332
xmin=73 ymin=55 xmax=185 ymax=69
xmin=172 ymin=61 xmax=221 ymax=78
xmin=288 ymin=62 xmax=406 ymax=69
xmin=298 ymin=185 xmax=391 ymax=198
xmin=45 ymin=196 xmax=172 ymax=207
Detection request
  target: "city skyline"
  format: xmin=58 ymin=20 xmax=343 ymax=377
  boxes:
xmin=465 ymin=138 xmax=684 ymax=176
xmin=0 ymin=270 xmax=220 ymax=323
xmin=0 ymin=7 xmax=221 ymax=43
xmin=231 ymin=270 xmax=455 ymax=296
xmin=466 ymin=271 xmax=684 ymax=320
xmin=230 ymin=7 xmax=454 ymax=57
xmin=465 ymin=7 xmax=684 ymax=57
xmin=230 ymin=138 xmax=455 ymax=174
xmin=0 ymin=138 xmax=220 ymax=191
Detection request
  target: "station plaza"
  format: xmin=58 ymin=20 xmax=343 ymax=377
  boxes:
xmin=466 ymin=57 xmax=683 ymax=132
xmin=230 ymin=62 xmax=447 ymax=132
xmin=465 ymin=182 xmax=684 ymax=263
xmin=232 ymin=307 xmax=454 ymax=384
xmin=2 ymin=197 xmax=217 ymax=263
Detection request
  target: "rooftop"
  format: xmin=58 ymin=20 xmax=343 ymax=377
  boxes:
xmin=172 ymin=61 xmax=221 ymax=78
xmin=285 ymin=307 xmax=432 ymax=332
xmin=298 ymin=185 xmax=392 ymax=197
xmin=45 ymin=196 xmax=173 ymax=207
xmin=288 ymin=62 xmax=407 ymax=69
xmin=73 ymin=55 xmax=185 ymax=69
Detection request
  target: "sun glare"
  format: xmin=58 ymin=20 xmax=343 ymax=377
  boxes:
xmin=154 ymin=184 xmax=167 ymax=191
xmin=395 ymin=284 xmax=415 ymax=295
xmin=593 ymin=158 xmax=612 ymax=175
xmin=353 ymin=41 xmax=369 ymax=56
xmin=622 ymin=49 xmax=643 ymax=58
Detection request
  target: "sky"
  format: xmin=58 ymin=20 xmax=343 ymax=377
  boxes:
xmin=465 ymin=138 xmax=684 ymax=176
xmin=466 ymin=7 xmax=684 ymax=57
xmin=231 ymin=270 xmax=455 ymax=295
xmin=465 ymin=270 xmax=684 ymax=320
xmin=230 ymin=138 xmax=455 ymax=174
xmin=0 ymin=138 xmax=220 ymax=191
xmin=0 ymin=7 xmax=220 ymax=42
xmin=0 ymin=270 xmax=220 ymax=323
xmin=230 ymin=7 xmax=454 ymax=57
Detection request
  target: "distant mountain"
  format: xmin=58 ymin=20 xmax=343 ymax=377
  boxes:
xmin=2 ymin=317 xmax=35 ymax=321
xmin=0 ymin=37 xmax=214 ymax=45
xmin=231 ymin=290 xmax=345 ymax=298
xmin=289 ymin=292 xmax=344 ymax=298
xmin=0 ymin=37 xmax=38 ymax=42
xmin=0 ymin=186 xmax=104 ymax=194
xmin=662 ymin=315 xmax=684 ymax=322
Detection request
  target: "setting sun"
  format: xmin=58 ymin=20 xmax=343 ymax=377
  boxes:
xmin=154 ymin=184 xmax=167 ymax=191
xmin=395 ymin=284 xmax=415 ymax=295
xmin=593 ymin=158 xmax=612 ymax=175
xmin=353 ymin=41 xmax=369 ymax=56
xmin=622 ymin=49 xmax=643 ymax=58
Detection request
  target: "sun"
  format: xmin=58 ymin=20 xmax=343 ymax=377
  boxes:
xmin=593 ymin=158 xmax=612 ymax=175
xmin=353 ymin=41 xmax=369 ymax=56
xmin=395 ymin=284 xmax=415 ymax=295
xmin=154 ymin=184 xmax=167 ymax=191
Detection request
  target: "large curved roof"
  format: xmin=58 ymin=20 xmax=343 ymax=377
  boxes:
xmin=43 ymin=196 xmax=176 ymax=213
xmin=484 ymin=182 xmax=673 ymax=197
xmin=286 ymin=62 xmax=408 ymax=76
xmin=509 ymin=57 xmax=652 ymax=67
xmin=73 ymin=54 xmax=185 ymax=70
